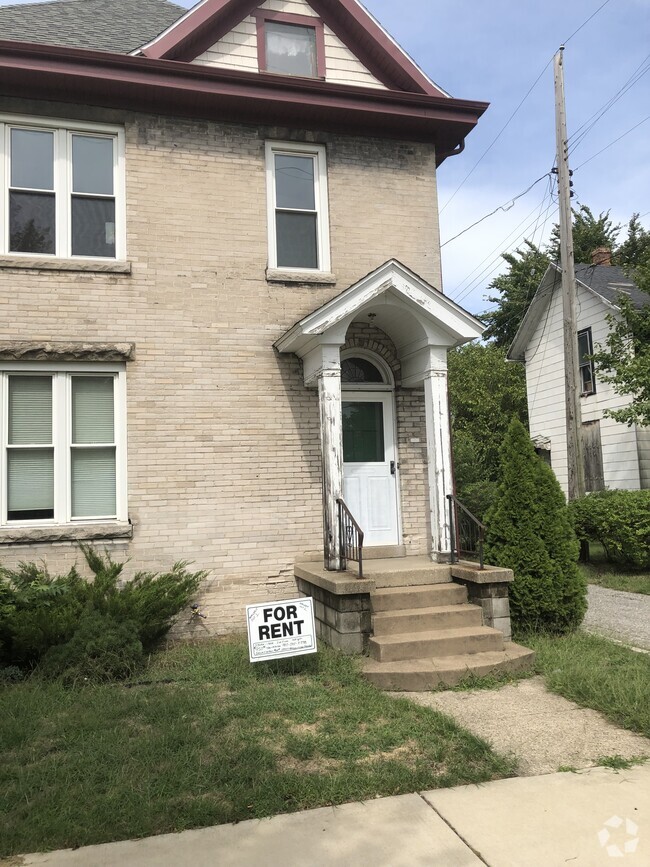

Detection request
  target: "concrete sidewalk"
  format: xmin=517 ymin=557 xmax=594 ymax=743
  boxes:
xmin=10 ymin=764 xmax=649 ymax=867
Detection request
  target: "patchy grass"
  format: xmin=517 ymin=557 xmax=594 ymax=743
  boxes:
xmin=443 ymin=668 xmax=533 ymax=693
xmin=0 ymin=639 xmax=516 ymax=857
xmin=581 ymin=543 xmax=650 ymax=595
xmin=523 ymin=631 xmax=650 ymax=738
xmin=596 ymin=755 xmax=648 ymax=770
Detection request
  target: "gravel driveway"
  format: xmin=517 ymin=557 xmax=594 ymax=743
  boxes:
xmin=583 ymin=584 xmax=650 ymax=650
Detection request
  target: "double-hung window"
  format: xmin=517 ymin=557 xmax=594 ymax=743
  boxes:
xmin=578 ymin=328 xmax=596 ymax=396
xmin=1 ymin=365 xmax=127 ymax=526
xmin=1 ymin=116 xmax=125 ymax=259
xmin=266 ymin=141 xmax=330 ymax=272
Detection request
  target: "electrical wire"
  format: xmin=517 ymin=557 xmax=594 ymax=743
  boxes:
xmin=568 ymin=54 xmax=650 ymax=154
xmin=441 ymin=174 xmax=551 ymax=248
xmin=563 ymin=0 xmax=614 ymax=44
xmin=573 ymin=115 xmax=650 ymax=170
xmin=450 ymin=182 xmax=558 ymax=303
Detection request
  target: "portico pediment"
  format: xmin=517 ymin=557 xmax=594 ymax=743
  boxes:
xmin=275 ymin=259 xmax=484 ymax=386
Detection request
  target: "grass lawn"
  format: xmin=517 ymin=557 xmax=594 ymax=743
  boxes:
xmin=0 ymin=639 xmax=516 ymax=857
xmin=580 ymin=543 xmax=650 ymax=595
xmin=523 ymin=631 xmax=650 ymax=738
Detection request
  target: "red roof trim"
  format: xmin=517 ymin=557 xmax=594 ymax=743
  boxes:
xmin=140 ymin=0 xmax=446 ymax=96
xmin=0 ymin=41 xmax=487 ymax=163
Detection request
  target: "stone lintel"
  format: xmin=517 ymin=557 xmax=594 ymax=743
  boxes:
xmin=451 ymin=564 xmax=514 ymax=585
xmin=0 ymin=342 xmax=136 ymax=362
xmin=266 ymin=269 xmax=337 ymax=285
xmin=0 ymin=522 xmax=133 ymax=545
xmin=0 ymin=256 xmax=132 ymax=274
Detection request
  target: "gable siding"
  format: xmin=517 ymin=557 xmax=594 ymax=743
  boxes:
xmin=525 ymin=282 xmax=641 ymax=497
xmin=194 ymin=0 xmax=387 ymax=89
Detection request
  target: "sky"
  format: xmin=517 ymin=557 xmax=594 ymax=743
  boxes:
xmin=3 ymin=0 xmax=649 ymax=315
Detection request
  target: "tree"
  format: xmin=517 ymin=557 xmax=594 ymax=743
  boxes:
xmin=592 ymin=257 xmax=650 ymax=427
xmin=617 ymin=214 xmax=650 ymax=269
xmin=483 ymin=418 xmax=586 ymax=633
xmin=482 ymin=241 xmax=549 ymax=348
xmin=448 ymin=343 xmax=528 ymax=517
xmin=547 ymin=205 xmax=620 ymax=264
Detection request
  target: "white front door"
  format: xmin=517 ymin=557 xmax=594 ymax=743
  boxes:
xmin=342 ymin=392 xmax=400 ymax=546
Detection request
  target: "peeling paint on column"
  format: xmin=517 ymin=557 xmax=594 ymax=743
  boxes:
xmin=318 ymin=368 xmax=344 ymax=571
xmin=424 ymin=370 xmax=453 ymax=559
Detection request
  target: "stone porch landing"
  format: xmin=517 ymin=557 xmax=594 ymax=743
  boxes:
xmin=295 ymin=556 xmax=534 ymax=691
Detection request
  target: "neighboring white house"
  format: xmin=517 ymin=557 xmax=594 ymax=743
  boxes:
xmin=508 ymin=256 xmax=650 ymax=496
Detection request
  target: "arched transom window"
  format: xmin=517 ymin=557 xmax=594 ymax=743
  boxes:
xmin=341 ymin=356 xmax=386 ymax=385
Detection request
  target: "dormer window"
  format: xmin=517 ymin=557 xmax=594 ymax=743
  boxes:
xmin=256 ymin=11 xmax=325 ymax=79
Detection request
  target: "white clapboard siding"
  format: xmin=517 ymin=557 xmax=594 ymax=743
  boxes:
xmin=525 ymin=281 xmax=641 ymax=496
xmin=193 ymin=0 xmax=387 ymax=89
xmin=635 ymin=427 xmax=650 ymax=489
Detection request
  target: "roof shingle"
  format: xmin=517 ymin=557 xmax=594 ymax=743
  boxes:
xmin=0 ymin=0 xmax=185 ymax=54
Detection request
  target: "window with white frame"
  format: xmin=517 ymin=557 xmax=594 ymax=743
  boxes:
xmin=0 ymin=365 xmax=127 ymax=526
xmin=266 ymin=141 xmax=330 ymax=272
xmin=1 ymin=117 xmax=125 ymax=259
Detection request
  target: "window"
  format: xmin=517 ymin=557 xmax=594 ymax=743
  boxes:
xmin=578 ymin=328 xmax=596 ymax=396
xmin=1 ymin=116 xmax=125 ymax=259
xmin=1 ymin=365 xmax=127 ymax=526
xmin=266 ymin=141 xmax=330 ymax=272
xmin=256 ymin=11 xmax=325 ymax=79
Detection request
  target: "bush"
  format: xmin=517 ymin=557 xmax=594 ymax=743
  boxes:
xmin=484 ymin=418 xmax=587 ymax=633
xmin=569 ymin=489 xmax=650 ymax=569
xmin=0 ymin=546 xmax=205 ymax=678
xmin=39 ymin=612 xmax=143 ymax=684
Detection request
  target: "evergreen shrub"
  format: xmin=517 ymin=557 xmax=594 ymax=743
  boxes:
xmin=0 ymin=546 xmax=205 ymax=678
xmin=484 ymin=418 xmax=587 ymax=633
xmin=569 ymin=489 xmax=650 ymax=569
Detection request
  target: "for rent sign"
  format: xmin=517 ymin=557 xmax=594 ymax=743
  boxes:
xmin=246 ymin=597 xmax=317 ymax=663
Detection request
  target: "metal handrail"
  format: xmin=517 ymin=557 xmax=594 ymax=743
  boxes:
xmin=447 ymin=494 xmax=486 ymax=569
xmin=337 ymin=498 xmax=364 ymax=578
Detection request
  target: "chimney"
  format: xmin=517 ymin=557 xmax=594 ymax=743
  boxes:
xmin=591 ymin=246 xmax=612 ymax=266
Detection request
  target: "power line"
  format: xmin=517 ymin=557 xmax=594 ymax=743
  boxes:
xmin=439 ymin=58 xmax=553 ymax=215
xmin=563 ymin=0 xmax=614 ymax=44
xmin=568 ymin=54 xmax=650 ymax=154
xmin=573 ymin=115 xmax=650 ymax=170
xmin=441 ymin=174 xmax=550 ymax=248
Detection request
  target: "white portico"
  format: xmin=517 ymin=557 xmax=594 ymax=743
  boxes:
xmin=275 ymin=260 xmax=484 ymax=571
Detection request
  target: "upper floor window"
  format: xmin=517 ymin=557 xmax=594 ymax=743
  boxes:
xmin=265 ymin=141 xmax=330 ymax=272
xmin=256 ymin=11 xmax=325 ymax=79
xmin=0 ymin=364 xmax=127 ymax=526
xmin=1 ymin=116 xmax=125 ymax=260
xmin=578 ymin=328 xmax=596 ymax=396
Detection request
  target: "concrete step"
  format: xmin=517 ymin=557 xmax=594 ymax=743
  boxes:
xmin=360 ymin=556 xmax=452 ymax=588
xmin=371 ymin=584 xmax=468 ymax=613
xmin=369 ymin=626 xmax=505 ymax=662
xmin=372 ymin=604 xmax=483 ymax=636
xmin=362 ymin=643 xmax=536 ymax=691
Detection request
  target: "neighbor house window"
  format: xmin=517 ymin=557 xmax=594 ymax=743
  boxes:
xmin=0 ymin=365 xmax=127 ymax=526
xmin=256 ymin=11 xmax=325 ymax=78
xmin=578 ymin=328 xmax=596 ymax=396
xmin=1 ymin=117 xmax=125 ymax=259
xmin=266 ymin=141 xmax=330 ymax=272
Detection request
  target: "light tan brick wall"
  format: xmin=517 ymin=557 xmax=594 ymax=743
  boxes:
xmin=0 ymin=97 xmax=441 ymax=637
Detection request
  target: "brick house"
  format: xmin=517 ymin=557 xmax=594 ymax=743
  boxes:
xmin=0 ymin=0 xmax=529 ymax=674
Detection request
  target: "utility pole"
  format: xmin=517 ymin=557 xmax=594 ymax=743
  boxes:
xmin=554 ymin=46 xmax=586 ymax=501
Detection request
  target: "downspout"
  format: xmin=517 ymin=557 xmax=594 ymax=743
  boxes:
xmin=436 ymin=140 xmax=465 ymax=166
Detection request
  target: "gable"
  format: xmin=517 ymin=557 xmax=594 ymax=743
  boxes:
xmin=194 ymin=0 xmax=386 ymax=89
xmin=139 ymin=0 xmax=448 ymax=96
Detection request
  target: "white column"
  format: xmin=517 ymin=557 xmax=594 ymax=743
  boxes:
xmin=424 ymin=369 xmax=453 ymax=560
xmin=317 ymin=368 xmax=343 ymax=571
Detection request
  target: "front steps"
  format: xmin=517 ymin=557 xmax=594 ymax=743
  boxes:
xmin=361 ymin=560 xmax=534 ymax=691
xmin=295 ymin=555 xmax=534 ymax=689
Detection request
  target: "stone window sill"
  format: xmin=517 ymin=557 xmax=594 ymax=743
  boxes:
xmin=0 ymin=256 xmax=132 ymax=275
xmin=0 ymin=522 xmax=133 ymax=545
xmin=266 ymin=268 xmax=336 ymax=285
